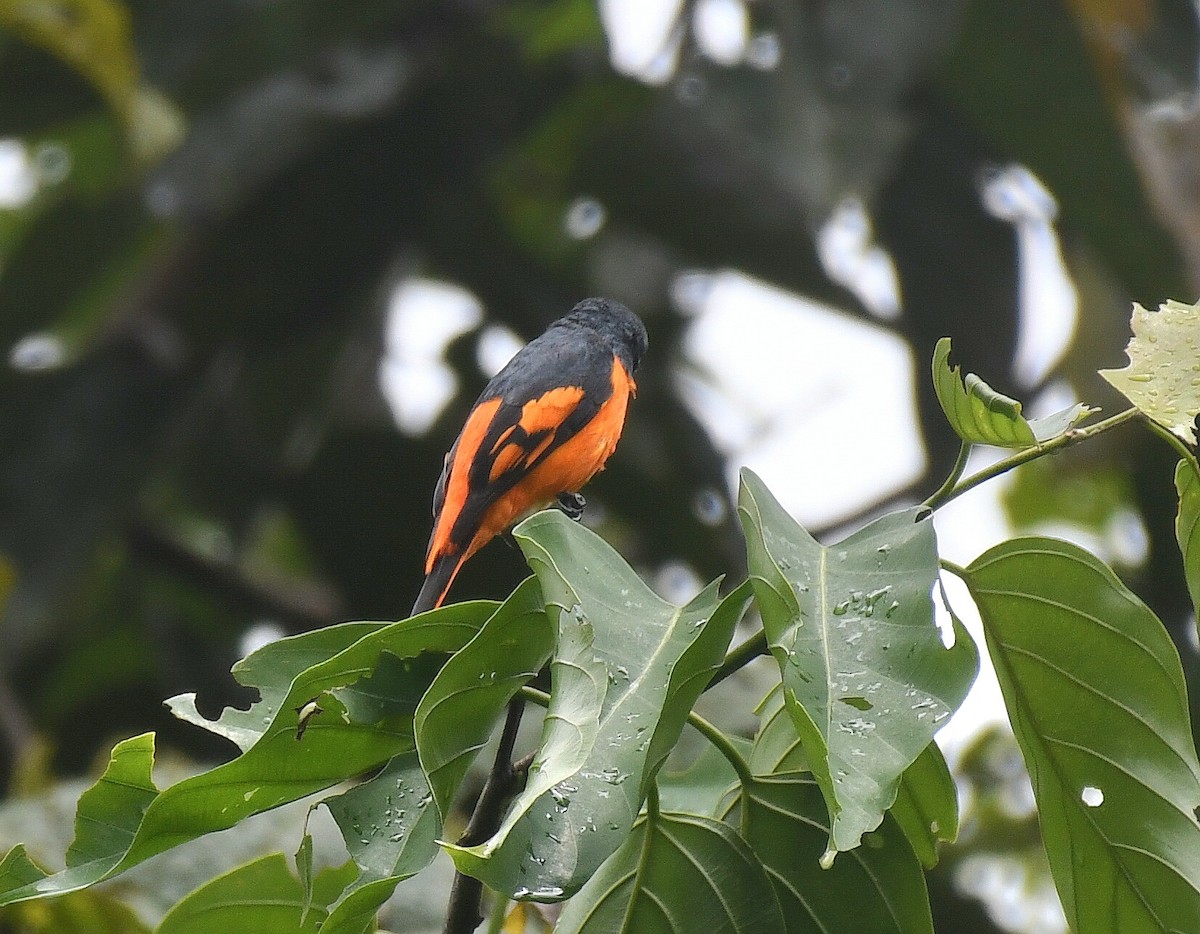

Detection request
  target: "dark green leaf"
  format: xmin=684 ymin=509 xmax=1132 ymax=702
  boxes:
xmin=889 ymin=742 xmax=957 ymax=869
xmin=157 ymin=854 xmax=357 ymax=934
xmin=967 ymin=537 xmax=1200 ymax=933
xmin=415 ymin=577 xmax=552 ymax=824
xmin=445 ymin=510 xmax=744 ymax=900
xmin=738 ymin=469 xmax=977 ymax=855
xmin=656 ymin=736 xmax=747 ymax=819
xmin=554 ymin=807 xmax=785 ymax=934
xmin=733 ymin=776 xmax=933 ymax=934
xmin=1175 ymin=458 xmax=1200 ymax=621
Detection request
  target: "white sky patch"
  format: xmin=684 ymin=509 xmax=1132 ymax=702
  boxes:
xmin=981 ymin=165 xmax=1077 ymax=388
xmin=931 ymin=446 xmax=1017 ymax=765
xmin=0 ymin=139 xmax=38 ymax=209
xmin=676 ymin=270 xmax=926 ymax=528
xmin=599 ymin=0 xmax=685 ymax=83
xmin=476 ymin=324 xmax=525 ymax=379
xmin=379 ymin=278 xmax=482 ymax=435
xmin=817 ymin=197 xmax=902 ymax=320
xmin=693 ymin=0 xmax=748 ymax=66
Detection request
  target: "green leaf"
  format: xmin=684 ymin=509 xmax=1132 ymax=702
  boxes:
xmin=932 ymin=337 xmax=1093 ymax=447
xmin=416 ymin=577 xmax=552 ymax=824
xmin=732 ymin=776 xmax=933 ymax=934
xmin=157 ymin=854 xmax=357 ymax=934
xmin=166 ymin=619 xmax=394 ymax=752
xmin=1175 ymin=458 xmax=1200 ymax=622
xmin=750 ymin=684 xmax=809 ymax=776
xmin=320 ymin=752 xmax=440 ymax=934
xmin=656 ymin=736 xmax=747 ymax=819
xmin=554 ymin=806 xmax=785 ymax=934
xmin=0 ymin=604 xmax=492 ymax=908
xmin=445 ymin=510 xmax=745 ymax=900
xmin=738 ymin=469 xmax=977 ymax=856
xmin=967 ymin=537 xmax=1200 ymax=933
xmin=1100 ymin=300 xmax=1200 ymax=446
xmin=889 ymin=742 xmax=957 ymax=869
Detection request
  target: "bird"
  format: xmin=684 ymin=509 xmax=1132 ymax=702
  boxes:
xmin=411 ymin=298 xmax=648 ymax=615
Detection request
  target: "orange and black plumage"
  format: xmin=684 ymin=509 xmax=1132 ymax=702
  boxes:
xmin=412 ymin=298 xmax=648 ymax=615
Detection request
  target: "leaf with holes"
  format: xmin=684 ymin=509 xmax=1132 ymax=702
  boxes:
xmin=445 ymin=510 xmax=746 ymax=900
xmin=0 ymin=605 xmax=491 ymax=907
xmin=933 ymin=337 xmax=1093 ymax=447
xmin=738 ymin=469 xmax=977 ymax=856
xmin=967 ymin=537 xmax=1200 ymax=933
xmin=554 ymin=807 xmax=785 ymax=933
xmin=1100 ymin=299 xmax=1200 ymax=446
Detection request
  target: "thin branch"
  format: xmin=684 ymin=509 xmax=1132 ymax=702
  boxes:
xmin=922 ymin=440 xmax=973 ymax=511
xmin=928 ymin=408 xmax=1141 ymax=511
xmin=443 ymin=697 xmax=527 ymax=934
xmin=687 ymin=711 xmax=753 ymax=788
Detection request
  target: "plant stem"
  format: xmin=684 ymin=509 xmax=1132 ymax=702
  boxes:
xmin=484 ymin=891 xmax=508 ymax=934
xmin=687 ymin=710 xmax=753 ymax=788
xmin=929 ymin=407 xmax=1140 ymax=511
xmin=923 ymin=440 xmax=973 ymax=511
xmin=707 ymin=628 xmax=768 ymax=690
xmin=443 ymin=697 xmax=527 ymax=934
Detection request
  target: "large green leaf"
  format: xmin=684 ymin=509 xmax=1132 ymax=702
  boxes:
xmin=967 ymin=538 xmax=1200 ymax=933
xmin=730 ymin=776 xmax=933 ymax=934
xmin=319 ymin=752 xmax=440 ymax=934
xmin=738 ymin=469 xmax=977 ymax=856
xmin=0 ymin=604 xmax=492 ymax=907
xmin=1100 ymin=300 xmax=1200 ymax=446
xmin=1177 ymin=458 xmax=1200 ymax=620
xmin=445 ymin=510 xmax=747 ymax=900
xmin=157 ymin=854 xmax=357 ymax=934
xmin=415 ymin=577 xmax=552 ymax=824
xmin=932 ymin=337 xmax=1093 ymax=447
xmin=554 ymin=807 xmax=785 ymax=934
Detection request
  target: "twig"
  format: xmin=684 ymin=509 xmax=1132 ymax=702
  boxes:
xmin=443 ymin=697 xmax=527 ymax=934
xmin=925 ymin=407 xmax=1141 ymax=511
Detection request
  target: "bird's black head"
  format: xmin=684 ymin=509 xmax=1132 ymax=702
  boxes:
xmin=559 ymin=297 xmax=648 ymax=372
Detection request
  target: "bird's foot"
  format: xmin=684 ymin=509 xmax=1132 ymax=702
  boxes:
xmin=556 ymin=491 xmax=586 ymax=522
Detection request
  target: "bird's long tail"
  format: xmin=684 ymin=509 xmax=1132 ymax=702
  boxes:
xmin=411 ymin=550 xmax=466 ymax=616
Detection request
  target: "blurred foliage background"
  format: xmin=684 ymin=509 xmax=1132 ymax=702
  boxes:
xmin=0 ymin=0 xmax=1198 ymax=931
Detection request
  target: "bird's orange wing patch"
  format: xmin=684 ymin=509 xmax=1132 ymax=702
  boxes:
xmin=427 ymin=396 xmax=503 ymax=571
xmin=486 ymin=385 xmax=586 ymax=482
xmin=519 ymin=386 xmax=585 ymax=435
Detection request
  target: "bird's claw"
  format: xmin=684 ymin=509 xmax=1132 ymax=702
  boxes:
xmin=556 ymin=491 xmax=586 ymax=522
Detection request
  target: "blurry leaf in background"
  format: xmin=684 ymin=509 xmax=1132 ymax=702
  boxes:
xmin=0 ymin=0 xmax=183 ymax=161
